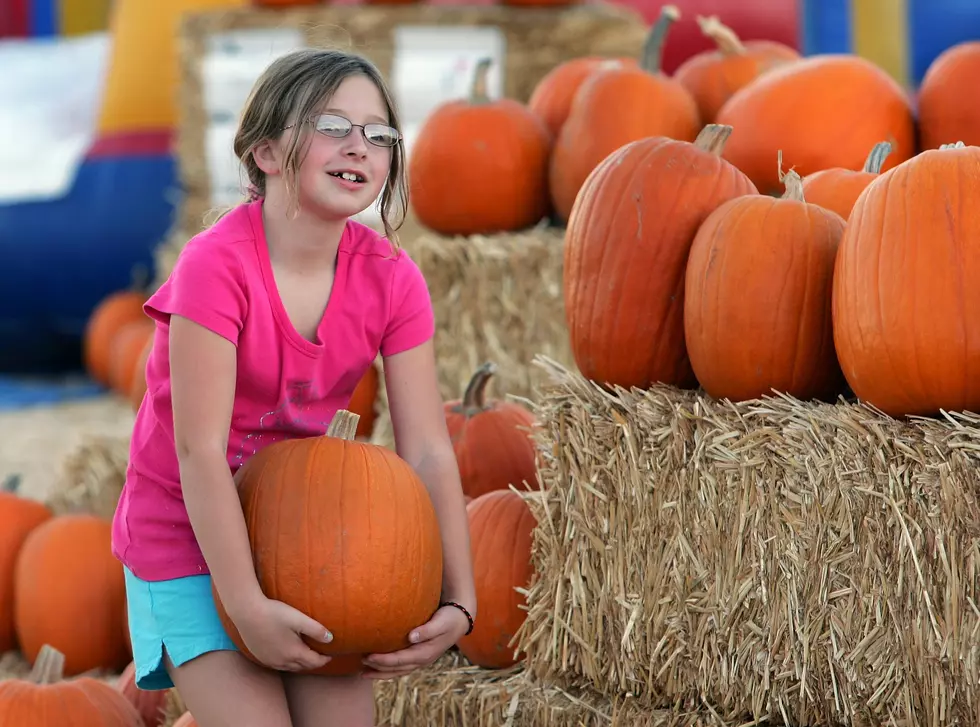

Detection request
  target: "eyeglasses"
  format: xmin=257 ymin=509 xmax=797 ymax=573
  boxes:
xmin=285 ymin=113 xmax=401 ymax=148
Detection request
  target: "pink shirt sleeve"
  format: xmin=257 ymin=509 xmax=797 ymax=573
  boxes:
xmin=144 ymin=236 xmax=248 ymax=345
xmin=381 ymin=250 xmax=434 ymax=356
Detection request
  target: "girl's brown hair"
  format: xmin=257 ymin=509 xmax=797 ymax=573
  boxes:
xmin=228 ymin=48 xmax=407 ymax=245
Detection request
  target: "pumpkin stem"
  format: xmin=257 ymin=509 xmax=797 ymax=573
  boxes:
xmin=696 ymin=15 xmax=746 ymax=55
xmin=862 ymin=141 xmax=893 ymax=174
xmin=1 ymin=473 xmax=21 ymax=493
xmin=462 ymin=362 xmax=497 ymax=411
xmin=939 ymin=141 xmax=966 ymax=150
xmin=776 ymin=150 xmax=805 ymax=201
xmin=469 ymin=58 xmax=493 ymax=105
xmin=693 ymin=124 xmax=733 ymax=155
xmin=129 ymin=263 xmax=151 ymax=293
xmin=640 ymin=4 xmax=680 ymax=74
xmin=326 ymin=409 xmax=360 ymax=441
xmin=29 ymin=645 xmax=66 ymax=685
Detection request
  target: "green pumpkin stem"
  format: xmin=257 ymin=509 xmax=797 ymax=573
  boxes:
xmin=469 ymin=58 xmax=493 ymax=105
xmin=693 ymin=124 xmax=733 ymax=155
xmin=29 ymin=645 xmax=66 ymax=685
xmin=1 ymin=473 xmax=21 ymax=494
xmin=462 ymin=362 xmax=497 ymax=411
xmin=862 ymin=141 xmax=893 ymax=174
xmin=697 ymin=15 xmax=746 ymax=55
xmin=640 ymin=4 xmax=680 ymax=74
xmin=327 ymin=409 xmax=360 ymax=440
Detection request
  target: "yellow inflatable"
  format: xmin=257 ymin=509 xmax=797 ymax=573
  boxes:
xmin=97 ymin=0 xmax=248 ymax=135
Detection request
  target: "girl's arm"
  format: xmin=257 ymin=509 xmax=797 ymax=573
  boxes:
xmin=383 ymin=340 xmax=476 ymax=617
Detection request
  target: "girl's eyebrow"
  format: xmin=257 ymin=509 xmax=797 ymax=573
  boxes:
xmin=321 ymin=107 xmax=390 ymax=124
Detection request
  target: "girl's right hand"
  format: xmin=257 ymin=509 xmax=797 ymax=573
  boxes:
xmin=232 ymin=596 xmax=334 ymax=672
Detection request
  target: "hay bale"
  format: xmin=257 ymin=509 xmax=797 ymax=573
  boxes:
xmin=514 ymin=357 xmax=980 ymax=726
xmin=45 ymin=434 xmax=131 ymax=520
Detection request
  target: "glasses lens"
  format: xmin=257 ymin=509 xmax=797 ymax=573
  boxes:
xmin=363 ymin=124 xmax=400 ymax=147
xmin=314 ymin=114 xmax=352 ymax=137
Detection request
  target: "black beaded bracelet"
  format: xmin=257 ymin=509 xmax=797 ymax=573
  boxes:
xmin=440 ymin=600 xmax=474 ymax=635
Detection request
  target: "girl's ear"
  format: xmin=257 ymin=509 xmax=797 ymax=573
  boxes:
xmin=252 ymin=139 xmax=281 ymax=176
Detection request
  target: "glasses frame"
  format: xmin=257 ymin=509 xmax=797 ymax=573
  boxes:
xmin=283 ymin=113 xmax=402 ymax=148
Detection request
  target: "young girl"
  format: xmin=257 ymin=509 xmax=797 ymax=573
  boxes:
xmin=111 ymin=49 xmax=476 ymax=727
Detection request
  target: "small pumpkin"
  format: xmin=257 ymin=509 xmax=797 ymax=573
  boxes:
xmin=549 ymin=4 xmax=700 ymax=222
xmin=14 ymin=514 xmax=130 ymax=676
xmin=445 ymin=363 xmax=538 ymax=500
xmin=917 ymin=42 xmax=980 ymax=151
xmin=348 ymin=362 xmax=379 ymax=439
xmin=457 ymin=490 xmax=536 ymax=669
xmin=799 ymin=140 xmax=892 ymax=221
xmin=84 ymin=268 xmax=150 ymax=387
xmin=408 ymin=58 xmax=551 ymax=236
xmin=116 ymin=662 xmax=168 ymax=727
xmin=684 ymin=165 xmax=846 ymax=402
xmin=715 ymin=54 xmax=915 ymax=195
xmin=528 ymin=56 xmax=637 ymax=138
xmin=564 ymin=123 xmax=758 ymax=390
xmin=109 ymin=318 xmax=155 ymax=397
xmin=214 ymin=410 xmax=444 ymax=675
xmin=0 ymin=477 xmax=52 ymax=653
xmin=673 ymin=14 xmax=800 ymax=123
xmin=0 ymin=644 xmax=143 ymax=726
xmin=832 ymin=141 xmax=980 ymax=417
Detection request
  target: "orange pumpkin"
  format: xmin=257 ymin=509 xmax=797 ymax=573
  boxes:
xmin=109 ymin=319 xmax=155 ymax=397
xmin=916 ymin=42 xmax=980 ymax=151
xmin=564 ymin=124 xmax=758 ymax=390
xmin=408 ymin=58 xmax=551 ymax=236
xmin=14 ymin=514 xmax=130 ymax=676
xmin=348 ymin=362 xmax=379 ymax=439
xmin=684 ymin=166 xmax=846 ymax=402
xmin=528 ymin=56 xmax=637 ymax=137
xmin=117 ymin=662 xmax=168 ymax=727
xmin=0 ymin=479 xmax=52 ymax=653
xmin=0 ymin=645 xmax=142 ymax=725
xmin=84 ymin=270 xmax=150 ymax=387
xmin=715 ymin=54 xmax=915 ymax=195
xmin=445 ymin=363 xmax=538 ymax=500
xmin=549 ymin=5 xmax=700 ymax=222
xmin=214 ymin=410 xmax=443 ymax=675
xmin=128 ymin=337 xmax=153 ymax=412
xmin=673 ymin=14 xmax=799 ymax=124
xmin=832 ymin=142 xmax=980 ymax=417
xmin=457 ymin=490 xmax=536 ymax=668
xmin=799 ymin=140 xmax=892 ymax=221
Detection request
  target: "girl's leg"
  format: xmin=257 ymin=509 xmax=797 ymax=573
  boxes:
xmin=166 ymin=649 xmax=294 ymax=727
xmin=282 ymin=673 xmax=375 ymax=727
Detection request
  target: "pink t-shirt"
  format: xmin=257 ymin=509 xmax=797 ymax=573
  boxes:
xmin=111 ymin=200 xmax=434 ymax=581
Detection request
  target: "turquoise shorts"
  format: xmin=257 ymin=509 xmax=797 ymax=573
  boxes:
xmin=124 ymin=566 xmax=239 ymax=690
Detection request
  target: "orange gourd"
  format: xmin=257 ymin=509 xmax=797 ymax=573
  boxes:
xmin=549 ymin=5 xmax=700 ymax=222
xmin=116 ymin=662 xmax=168 ymax=727
xmin=109 ymin=319 xmax=155 ymax=397
xmin=715 ymin=55 xmax=915 ymax=195
xmin=214 ymin=410 xmax=443 ymax=675
xmin=128 ymin=337 xmax=153 ymax=412
xmin=528 ymin=56 xmax=637 ymax=137
xmin=0 ymin=478 xmax=52 ymax=653
xmin=832 ymin=142 xmax=980 ymax=418
xmin=564 ymin=124 xmax=758 ymax=390
xmin=348 ymin=362 xmax=379 ymax=439
xmin=673 ymin=15 xmax=800 ymax=123
xmin=917 ymin=42 xmax=980 ymax=151
xmin=799 ymin=141 xmax=892 ymax=221
xmin=457 ymin=490 xmax=536 ymax=669
xmin=408 ymin=58 xmax=551 ymax=236
xmin=14 ymin=514 xmax=130 ymax=676
xmin=444 ymin=363 xmax=538 ymax=500
xmin=84 ymin=270 xmax=150 ymax=387
xmin=0 ymin=645 xmax=143 ymax=726
xmin=684 ymin=166 xmax=846 ymax=402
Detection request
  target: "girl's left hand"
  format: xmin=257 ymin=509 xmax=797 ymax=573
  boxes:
xmin=360 ymin=604 xmax=472 ymax=680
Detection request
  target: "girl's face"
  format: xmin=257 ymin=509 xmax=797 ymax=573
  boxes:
xmin=290 ymin=74 xmax=395 ymax=222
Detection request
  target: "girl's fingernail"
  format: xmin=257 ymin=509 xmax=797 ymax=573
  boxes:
xmin=409 ymin=632 xmax=420 ymax=643
xmin=324 ymin=631 xmax=333 ymax=643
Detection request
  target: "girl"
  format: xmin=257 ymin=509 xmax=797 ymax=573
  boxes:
xmin=111 ymin=49 xmax=476 ymax=727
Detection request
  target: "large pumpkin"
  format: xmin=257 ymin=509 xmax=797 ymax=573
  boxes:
xmin=14 ymin=514 xmax=129 ymax=676
xmin=0 ymin=645 xmax=142 ymax=726
xmin=549 ymin=4 xmax=700 ymax=222
xmin=684 ymin=167 xmax=846 ymax=402
xmin=917 ymin=42 xmax=980 ymax=151
xmin=444 ymin=363 xmax=538 ymax=500
xmin=832 ymin=142 xmax=980 ymax=417
xmin=408 ymin=58 xmax=551 ymax=236
xmin=0 ymin=479 xmax=52 ymax=653
xmin=456 ymin=489 xmax=536 ymax=669
xmin=799 ymin=140 xmax=892 ymax=221
xmin=673 ymin=14 xmax=799 ymax=123
xmin=214 ymin=410 xmax=443 ymax=675
xmin=715 ymin=54 xmax=915 ymax=195
xmin=564 ymin=123 xmax=758 ymax=390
